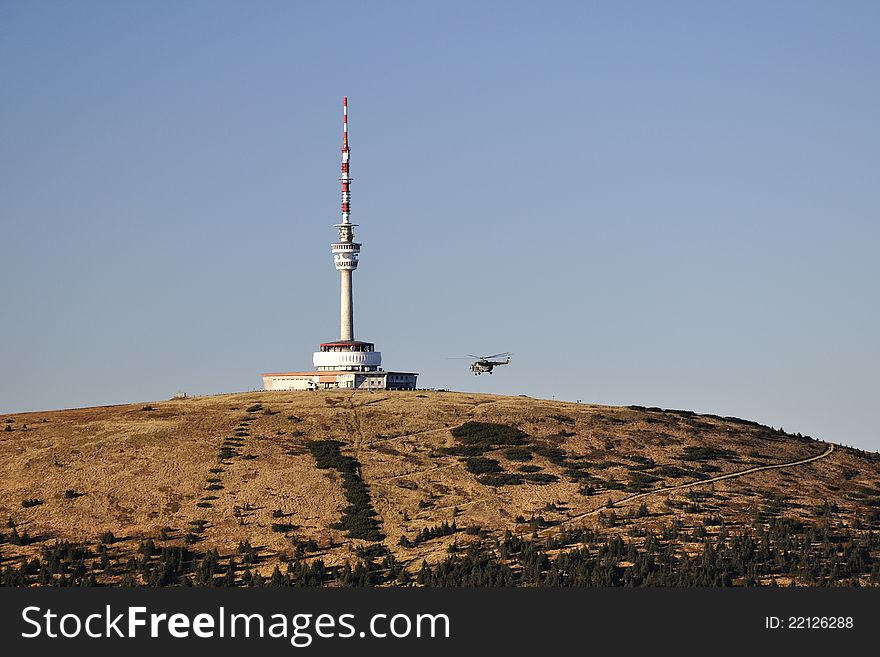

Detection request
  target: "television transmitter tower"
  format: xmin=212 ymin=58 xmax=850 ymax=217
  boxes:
xmin=332 ymin=96 xmax=359 ymax=342
xmin=261 ymin=98 xmax=417 ymax=391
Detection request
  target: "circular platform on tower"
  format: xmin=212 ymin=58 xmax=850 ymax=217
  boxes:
xmin=313 ymin=340 xmax=382 ymax=371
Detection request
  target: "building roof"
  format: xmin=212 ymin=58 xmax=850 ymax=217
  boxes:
xmin=261 ymin=370 xmax=418 ymax=377
xmin=319 ymin=340 xmax=375 ymax=348
xmin=261 ymin=371 xmax=354 ymax=377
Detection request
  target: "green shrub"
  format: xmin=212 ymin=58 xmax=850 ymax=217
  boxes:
xmin=477 ymin=473 xmax=524 ymax=486
xmin=441 ymin=445 xmax=485 ymax=457
xmin=680 ymin=446 xmax=736 ymax=461
xmin=503 ymin=447 xmax=533 ymax=461
xmin=21 ymin=498 xmax=43 ymax=508
xmin=308 ymin=440 xmax=383 ymax=541
xmin=534 ymin=446 xmax=566 ymax=464
xmin=655 ymin=465 xmax=689 ymax=478
xmin=405 ymin=521 xmax=458 ymax=546
xmin=564 ymin=467 xmax=598 ymax=482
xmin=450 ymin=421 xmax=528 ymax=452
xmin=309 ymin=440 xmax=346 ymax=469
xmin=8 ymin=527 xmax=30 ymax=545
xmin=524 ymin=473 xmax=559 ymax=484
xmin=623 ymin=455 xmax=656 ymax=469
xmin=626 ymin=471 xmax=659 ymax=492
xmin=464 ymin=457 xmax=502 ymax=474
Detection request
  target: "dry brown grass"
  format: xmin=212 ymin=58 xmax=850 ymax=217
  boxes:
xmin=2 ymin=390 xmax=878 ymax=575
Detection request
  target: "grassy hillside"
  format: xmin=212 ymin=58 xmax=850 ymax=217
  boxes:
xmin=2 ymin=390 xmax=879 ymax=586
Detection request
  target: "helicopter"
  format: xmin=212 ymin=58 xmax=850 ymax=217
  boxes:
xmin=450 ymin=352 xmax=512 ymax=375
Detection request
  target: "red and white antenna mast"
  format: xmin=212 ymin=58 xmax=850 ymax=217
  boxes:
xmin=341 ymin=96 xmax=351 ymax=222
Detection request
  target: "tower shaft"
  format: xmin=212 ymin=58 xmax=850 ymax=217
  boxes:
xmin=340 ymin=268 xmax=353 ymax=341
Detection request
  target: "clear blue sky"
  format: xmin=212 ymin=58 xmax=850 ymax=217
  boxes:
xmin=1 ymin=1 xmax=878 ymax=450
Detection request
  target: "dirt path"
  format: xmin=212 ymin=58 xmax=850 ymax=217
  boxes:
xmin=367 ymin=426 xmax=450 ymax=447
xmin=374 ymin=462 xmax=460 ymax=483
xmin=346 ymin=393 xmax=366 ymax=459
xmin=544 ymin=443 xmax=836 ymax=535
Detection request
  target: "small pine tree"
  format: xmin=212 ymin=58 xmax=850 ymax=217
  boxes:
xmin=224 ymin=558 xmax=237 ymax=586
xmin=9 ymin=527 xmax=26 ymax=546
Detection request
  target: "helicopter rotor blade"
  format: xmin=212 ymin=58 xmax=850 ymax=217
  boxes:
xmin=447 ymin=352 xmax=512 ymax=360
